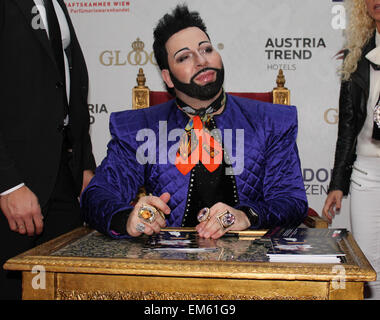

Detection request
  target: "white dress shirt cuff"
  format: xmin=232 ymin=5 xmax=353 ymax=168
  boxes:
xmin=0 ymin=183 xmax=25 ymax=196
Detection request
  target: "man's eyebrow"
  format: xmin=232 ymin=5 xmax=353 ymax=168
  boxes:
xmin=174 ymin=47 xmax=190 ymax=58
xmin=173 ymin=41 xmax=211 ymax=58
xmin=199 ymin=40 xmax=211 ymax=46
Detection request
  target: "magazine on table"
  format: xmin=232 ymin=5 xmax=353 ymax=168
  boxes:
xmin=261 ymin=227 xmax=347 ymax=263
xmin=144 ymin=231 xmax=219 ymax=253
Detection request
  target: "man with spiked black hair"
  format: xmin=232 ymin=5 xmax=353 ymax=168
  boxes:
xmin=82 ymin=4 xmax=308 ymax=241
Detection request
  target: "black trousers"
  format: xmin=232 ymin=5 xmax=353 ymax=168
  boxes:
xmin=0 ymin=146 xmax=83 ymax=300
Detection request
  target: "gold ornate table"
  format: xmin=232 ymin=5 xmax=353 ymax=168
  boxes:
xmin=3 ymin=227 xmax=376 ymax=300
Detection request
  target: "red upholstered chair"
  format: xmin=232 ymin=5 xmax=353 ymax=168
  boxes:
xmin=149 ymin=91 xmax=173 ymax=106
xmin=132 ymin=68 xmax=328 ymax=228
xmin=149 ymin=91 xmax=275 ymax=106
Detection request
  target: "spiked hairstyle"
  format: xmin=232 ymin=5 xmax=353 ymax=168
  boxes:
xmin=153 ymin=4 xmax=210 ymax=72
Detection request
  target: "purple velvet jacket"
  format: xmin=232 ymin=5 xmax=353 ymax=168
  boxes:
xmin=81 ymin=94 xmax=308 ymax=238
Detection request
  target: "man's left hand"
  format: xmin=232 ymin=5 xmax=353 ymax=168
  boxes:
xmin=195 ymin=202 xmax=250 ymax=239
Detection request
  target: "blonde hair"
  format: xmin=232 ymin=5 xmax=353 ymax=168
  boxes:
xmin=341 ymin=0 xmax=376 ymax=80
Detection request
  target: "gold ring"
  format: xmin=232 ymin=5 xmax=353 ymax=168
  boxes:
xmin=216 ymin=210 xmax=235 ymax=230
xmin=138 ymin=204 xmax=157 ymax=224
xmin=157 ymin=209 xmax=165 ymax=220
xmin=197 ymin=207 xmax=210 ymax=223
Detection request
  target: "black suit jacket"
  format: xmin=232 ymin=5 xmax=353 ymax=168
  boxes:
xmin=0 ymin=0 xmax=96 ymax=207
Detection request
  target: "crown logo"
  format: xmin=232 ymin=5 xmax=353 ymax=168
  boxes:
xmin=127 ymin=38 xmax=156 ymax=66
xmin=132 ymin=38 xmax=145 ymax=51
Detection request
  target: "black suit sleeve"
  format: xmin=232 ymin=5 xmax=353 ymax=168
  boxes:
xmin=0 ymin=132 xmax=24 ymax=194
xmin=60 ymin=0 xmax=96 ymax=173
xmin=82 ymin=131 xmax=96 ymax=171
xmin=0 ymin=1 xmax=23 ymax=193
xmin=0 ymin=0 xmax=3 ymax=30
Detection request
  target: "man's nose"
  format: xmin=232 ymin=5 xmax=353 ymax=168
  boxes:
xmin=194 ymin=51 xmax=208 ymax=67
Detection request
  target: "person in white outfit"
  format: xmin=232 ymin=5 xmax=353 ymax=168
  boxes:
xmin=323 ymin=0 xmax=380 ymax=299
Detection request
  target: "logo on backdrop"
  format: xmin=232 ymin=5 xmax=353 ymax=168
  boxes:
xmin=265 ymin=1 xmax=345 ymax=72
xmin=65 ymin=1 xmax=130 ymax=14
xmin=303 ymin=168 xmax=332 ymax=196
xmin=88 ymin=103 xmax=108 ymax=125
xmin=99 ymin=38 xmax=157 ymax=67
xmin=265 ymin=37 xmax=327 ymax=72
xmin=324 ymin=107 xmax=338 ymax=125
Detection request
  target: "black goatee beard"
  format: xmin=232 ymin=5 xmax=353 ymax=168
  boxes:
xmin=169 ymin=65 xmax=225 ymax=101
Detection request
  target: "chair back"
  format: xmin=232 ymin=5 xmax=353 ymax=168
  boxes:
xmin=132 ymin=68 xmax=290 ymax=109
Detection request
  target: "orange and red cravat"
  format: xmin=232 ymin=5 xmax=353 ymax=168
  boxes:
xmin=175 ymin=115 xmax=223 ymax=176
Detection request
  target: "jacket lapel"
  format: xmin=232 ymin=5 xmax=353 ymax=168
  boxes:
xmin=12 ymin=0 xmax=56 ymax=67
xmin=352 ymin=32 xmax=376 ymax=98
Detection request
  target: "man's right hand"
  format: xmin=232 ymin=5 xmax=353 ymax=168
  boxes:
xmin=0 ymin=186 xmax=43 ymax=236
xmin=322 ymin=190 xmax=343 ymax=224
xmin=126 ymin=192 xmax=171 ymax=237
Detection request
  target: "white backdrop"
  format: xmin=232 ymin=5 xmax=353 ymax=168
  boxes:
xmin=65 ymin=0 xmax=349 ymax=229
